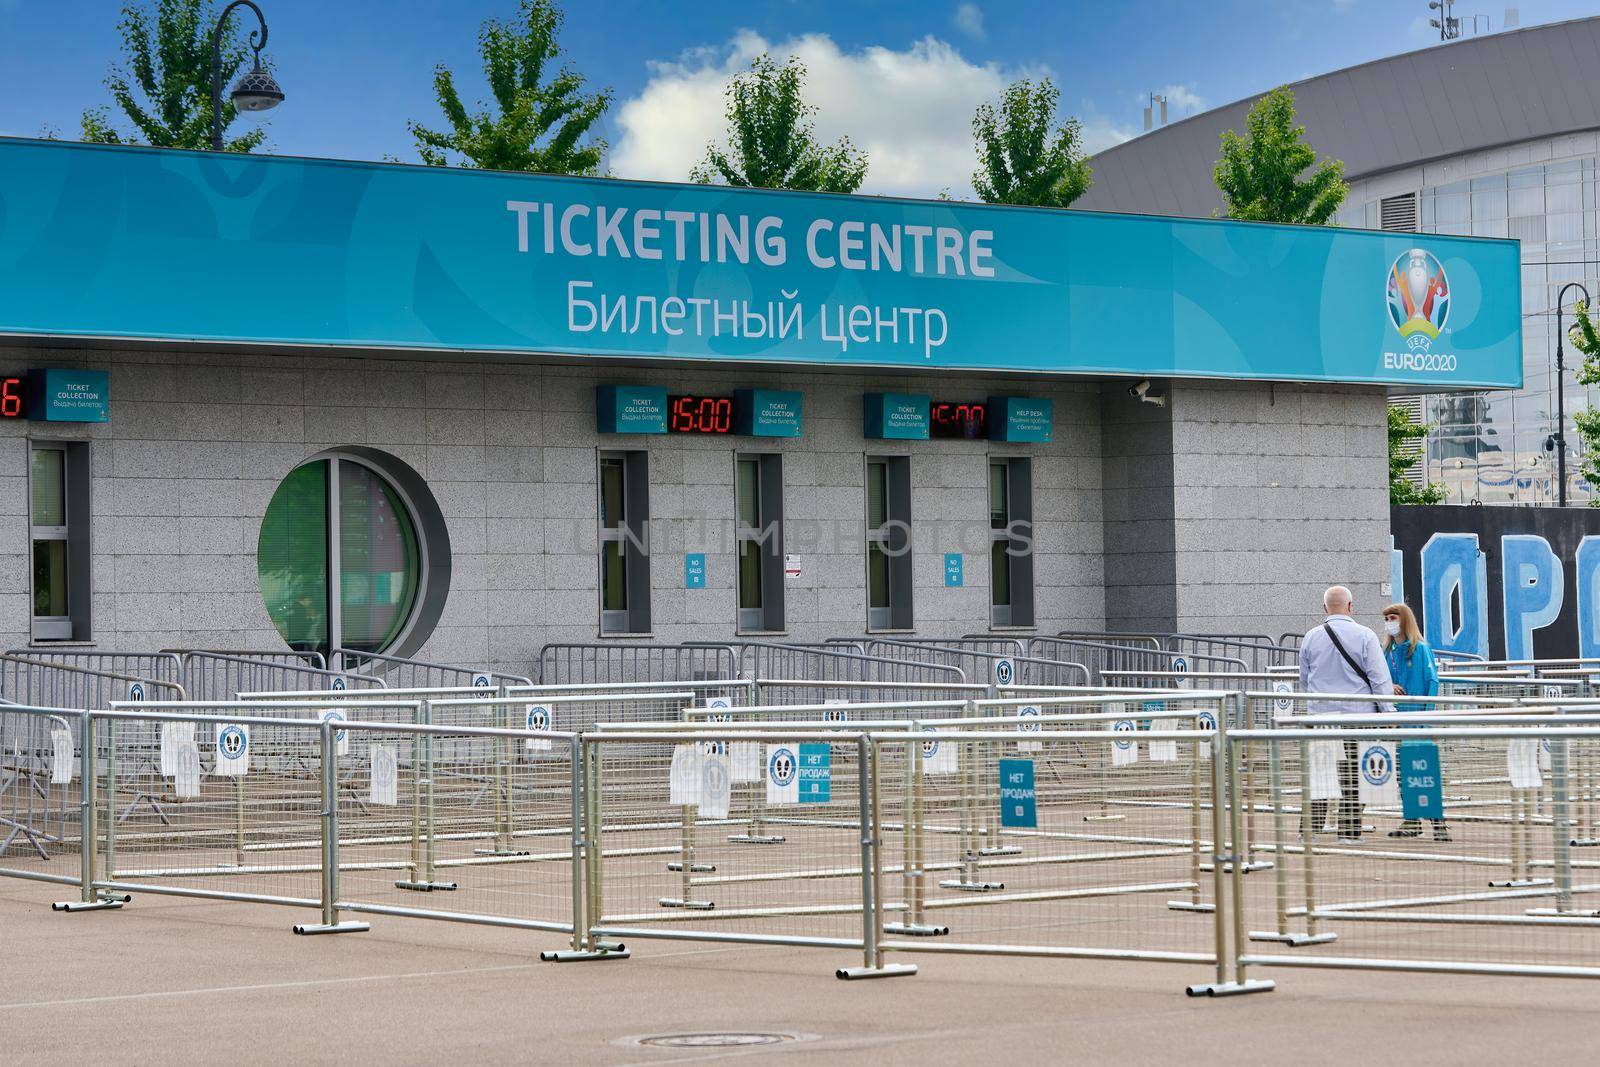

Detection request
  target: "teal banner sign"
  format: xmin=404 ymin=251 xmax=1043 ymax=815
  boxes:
xmin=734 ymin=388 xmax=802 ymax=437
xmin=684 ymin=552 xmax=706 ymax=589
xmin=1399 ymin=740 xmax=1444 ymax=821
xmin=864 ymin=392 xmax=930 ymax=439
xmin=0 ymin=138 xmax=1522 ymax=387
xmin=596 ymin=384 xmax=666 ymax=434
xmin=798 ymin=743 xmax=830 ymax=803
xmin=999 ymin=758 xmax=1037 ymax=828
xmin=944 ymin=552 xmax=963 ymax=587
xmin=989 ymin=396 xmax=1052 ymax=442
xmin=30 ymin=368 xmax=108 ymax=422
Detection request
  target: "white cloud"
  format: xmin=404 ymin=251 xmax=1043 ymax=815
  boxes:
xmin=1156 ymin=83 xmax=1206 ymax=118
xmin=611 ymin=31 xmax=1049 ymax=200
xmin=952 ymin=3 xmax=985 ymax=40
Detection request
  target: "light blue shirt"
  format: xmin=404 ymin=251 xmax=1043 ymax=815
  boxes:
xmin=1298 ymin=615 xmax=1395 ymax=714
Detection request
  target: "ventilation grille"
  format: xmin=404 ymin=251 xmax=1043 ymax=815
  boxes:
xmin=1380 ymin=193 xmax=1419 ymax=232
xmin=1391 ymin=395 xmax=1427 ymax=490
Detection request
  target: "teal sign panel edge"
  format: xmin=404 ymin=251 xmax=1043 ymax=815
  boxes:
xmin=596 ymin=384 xmax=666 ymax=434
xmin=31 ymin=368 xmax=109 ymax=422
xmin=989 ymin=396 xmax=1052 ymax=442
xmin=865 ymin=392 xmax=930 ymax=439
xmin=798 ymin=743 xmax=830 ymax=803
xmin=1398 ymin=740 xmax=1443 ymax=821
xmin=734 ymin=388 xmax=802 ymax=437
xmin=0 ymin=138 xmax=1522 ymax=388
xmin=998 ymin=757 xmax=1037 ymax=828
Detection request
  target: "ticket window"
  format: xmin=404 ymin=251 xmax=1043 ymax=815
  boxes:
xmin=989 ymin=457 xmax=1034 ymax=628
xmin=29 ymin=441 xmax=91 ymax=641
xmin=866 ymin=456 xmax=912 ymax=631
xmin=599 ymin=451 xmax=651 ymax=635
xmin=736 ymin=454 xmax=785 ymax=633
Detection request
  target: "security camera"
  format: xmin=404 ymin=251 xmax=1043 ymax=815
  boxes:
xmin=1128 ymin=379 xmax=1166 ymax=407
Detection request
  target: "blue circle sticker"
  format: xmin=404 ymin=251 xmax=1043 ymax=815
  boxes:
xmin=219 ymin=725 xmax=247 ymax=759
xmin=1019 ymin=705 xmax=1040 ymax=732
xmin=321 ymin=709 xmax=347 ymax=742
xmin=1361 ymin=745 xmax=1393 ymax=786
xmin=526 ymin=705 xmax=551 ymax=731
xmin=1114 ymin=719 xmax=1135 ymax=749
xmin=769 ymin=747 xmax=796 ymax=786
xmin=1197 ymin=710 xmax=1217 ymax=731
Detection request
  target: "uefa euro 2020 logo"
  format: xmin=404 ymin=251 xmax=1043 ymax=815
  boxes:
xmin=1387 ymin=248 xmax=1450 ymax=351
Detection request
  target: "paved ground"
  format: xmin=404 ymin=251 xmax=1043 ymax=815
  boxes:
xmin=3 ymin=880 xmax=1598 ymax=1065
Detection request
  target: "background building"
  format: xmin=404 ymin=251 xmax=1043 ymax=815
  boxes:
xmin=1078 ymin=16 xmax=1600 ymax=505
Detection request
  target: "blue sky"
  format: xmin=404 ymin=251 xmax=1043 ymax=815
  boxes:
xmin=1 ymin=0 xmax=1595 ymax=197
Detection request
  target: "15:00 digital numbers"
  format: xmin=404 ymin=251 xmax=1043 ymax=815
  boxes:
xmin=668 ymin=394 xmax=735 ymax=434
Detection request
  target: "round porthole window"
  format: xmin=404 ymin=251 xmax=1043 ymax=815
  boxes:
xmin=257 ymin=449 xmax=449 ymax=660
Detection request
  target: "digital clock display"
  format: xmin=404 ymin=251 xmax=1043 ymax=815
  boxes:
xmin=1 ymin=375 xmax=25 ymax=419
xmin=668 ymin=394 xmax=736 ymax=434
xmin=929 ymin=401 xmax=988 ymax=439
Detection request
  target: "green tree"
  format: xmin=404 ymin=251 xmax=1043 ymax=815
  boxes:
xmin=970 ymin=78 xmax=1092 ymax=208
xmin=410 ymin=0 xmax=610 ymax=174
xmin=691 ymin=55 xmax=867 ymax=193
xmin=1567 ymin=301 xmax=1600 ymax=502
xmin=1389 ymin=406 xmax=1446 ymax=505
xmin=81 ymin=0 xmax=264 ymax=152
xmin=1213 ymin=86 xmax=1347 ymax=224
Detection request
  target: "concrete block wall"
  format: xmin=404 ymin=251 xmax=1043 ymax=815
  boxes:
xmin=0 ymin=346 xmax=1105 ymax=675
xmin=1168 ymin=381 xmax=1392 ymax=641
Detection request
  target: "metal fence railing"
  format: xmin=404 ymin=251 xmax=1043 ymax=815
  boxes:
xmin=20 ymin=678 xmax=1600 ymax=994
xmin=331 ymin=648 xmax=533 ymax=690
xmin=1036 ymin=637 xmax=1247 ymax=685
xmin=171 ymin=652 xmax=386 ymax=701
xmin=538 ymin=643 xmax=739 ymax=685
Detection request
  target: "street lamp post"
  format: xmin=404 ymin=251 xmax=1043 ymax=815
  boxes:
xmin=210 ymin=0 xmax=284 ymax=152
xmin=1554 ymin=280 xmax=1591 ymax=507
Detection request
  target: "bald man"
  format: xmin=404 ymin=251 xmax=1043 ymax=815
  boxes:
xmin=1298 ymin=585 xmax=1393 ymax=842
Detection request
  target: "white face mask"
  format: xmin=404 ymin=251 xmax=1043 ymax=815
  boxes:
xmin=1384 ymin=619 xmax=1402 ymax=637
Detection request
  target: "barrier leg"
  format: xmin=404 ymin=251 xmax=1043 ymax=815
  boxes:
xmin=840 ymin=737 xmax=915 ymax=980
xmin=979 ymin=738 xmax=1021 ymax=856
xmin=1250 ymin=735 xmax=1335 ymax=946
xmin=939 ymin=734 xmax=1001 ymax=892
xmin=1187 ymin=725 xmax=1272 ymax=997
xmin=475 ymin=711 xmax=527 ymax=857
xmin=544 ymin=737 xmax=628 ymax=961
xmin=885 ymin=738 xmax=947 ymax=936
xmin=1490 ymin=789 xmax=1550 ymax=888
xmin=54 ymin=713 xmax=124 ymax=913
xmin=662 ymin=802 xmax=715 ymax=909
xmin=1169 ymin=736 xmax=1211 ymax=913
xmin=728 ymin=775 xmax=785 ymax=845
xmin=398 ymin=706 xmax=455 ymax=891
xmin=294 ymin=721 xmax=368 ymax=935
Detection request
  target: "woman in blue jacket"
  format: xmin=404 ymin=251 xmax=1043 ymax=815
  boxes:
xmin=1382 ymin=602 xmax=1450 ymax=841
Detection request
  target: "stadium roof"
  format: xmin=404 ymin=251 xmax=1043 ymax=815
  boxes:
xmin=1075 ymin=16 xmax=1600 ymax=217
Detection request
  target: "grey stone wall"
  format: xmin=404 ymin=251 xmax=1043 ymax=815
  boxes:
xmin=0 ymin=345 xmax=1390 ymax=675
xmin=1168 ymin=380 xmax=1392 ymax=643
xmin=0 ymin=346 xmax=1105 ymax=675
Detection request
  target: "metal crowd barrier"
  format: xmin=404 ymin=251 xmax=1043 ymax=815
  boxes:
xmin=725 ymin=642 xmax=971 ymax=687
xmin=331 ymin=648 xmax=533 ymax=689
xmin=23 ymin=680 xmax=1600 ymax=994
xmin=1039 ymin=637 xmax=1248 ymax=685
xmin=170 ymin=651 xmax=385 ymax=701
xmin=538 ymin=643 xmax=739 ymax=685
xmin=1165 ymin=635 xmax=1298 ymax=673
xmin=1230 ymin=713 xmax=1600 ymax=982
xmin=858 ymin=637 xmax=1088 ymax=689
xmin=5 ymin=650 xmax=185 ymax=687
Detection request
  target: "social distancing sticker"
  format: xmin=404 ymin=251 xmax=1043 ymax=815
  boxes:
xmin=1358 ymin=742 xmax=1399 ymax=807
xmin=370 ymin=744 xmax=398 ymax=806
xmin=215 ymin=723 xmax=250 ymax=777
xmin=49 ymin=726 xmax=73 ymax=785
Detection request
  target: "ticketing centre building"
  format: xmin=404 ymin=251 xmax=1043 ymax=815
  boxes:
xmin=0 ymin=138 xmax=1522 ymax=668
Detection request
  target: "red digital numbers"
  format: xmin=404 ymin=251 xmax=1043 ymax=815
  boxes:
xmin=668 ymin=395 xmax=734 ymax=434
xmin=930 ymin=401 xmax=987 ymax=439
xmin=0 ymin=377 xmax=23 ymax=419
